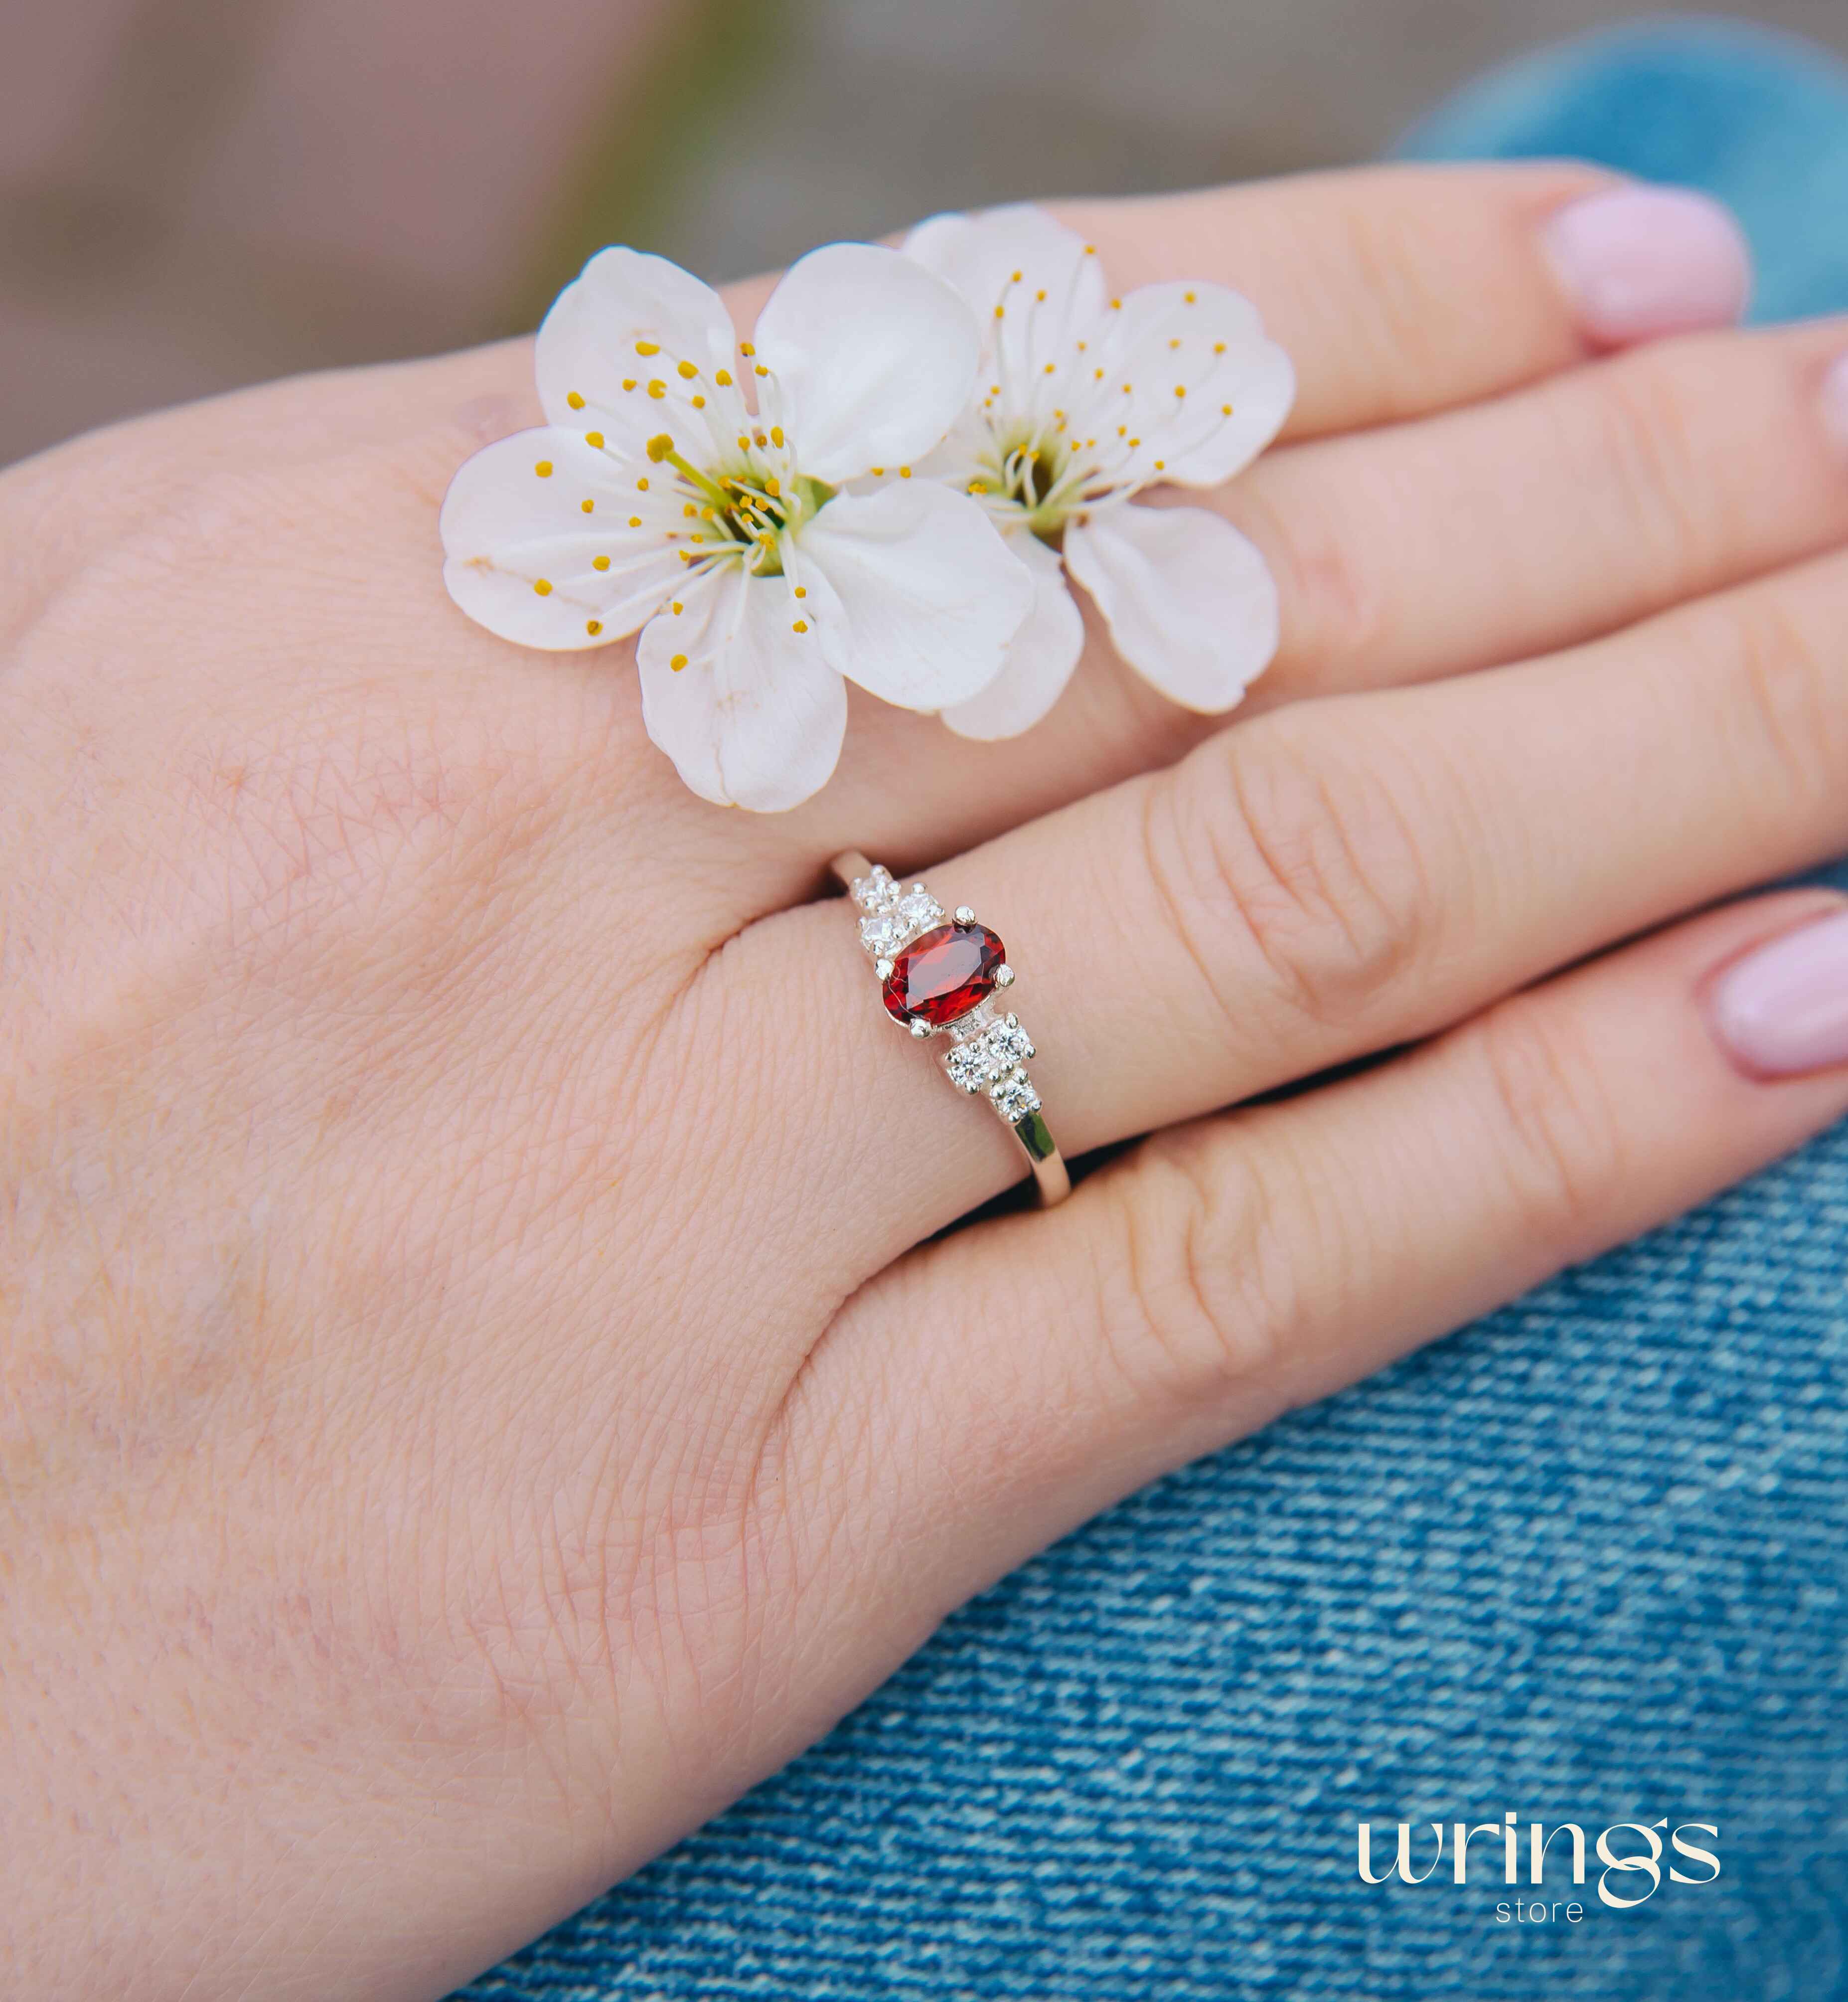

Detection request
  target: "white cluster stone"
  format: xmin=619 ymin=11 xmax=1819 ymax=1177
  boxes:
xmin=989 ymin=1068 xmax=1042 ymax=1125
xmin=856 ymin=881 xmax=944 ymax=960
xmin=941 ymin=1013 xmax=1035 ymax=1094
xmin=851 ymin=865 xmax=900 ymax=914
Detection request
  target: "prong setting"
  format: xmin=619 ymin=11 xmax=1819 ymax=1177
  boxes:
xmin=835 ymin=852 xmax=1068 ymax=1206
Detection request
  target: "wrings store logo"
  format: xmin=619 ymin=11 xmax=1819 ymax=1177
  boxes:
xmin=1357 ymin=1815 xmax=1721 ymax=1912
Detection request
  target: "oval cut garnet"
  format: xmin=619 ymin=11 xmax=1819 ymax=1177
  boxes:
xmin=882 ymin=922 xmax=1004 ymax=1027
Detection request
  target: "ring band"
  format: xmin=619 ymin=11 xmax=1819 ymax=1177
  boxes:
xmin=830 ymin=850 xmax=1071 ymax=1207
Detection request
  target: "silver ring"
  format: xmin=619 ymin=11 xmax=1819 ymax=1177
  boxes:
xmin=830 ymin=850 xmax=1071 ymax=1207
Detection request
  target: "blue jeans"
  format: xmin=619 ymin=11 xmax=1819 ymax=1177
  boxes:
xmin=459 ymin=24 xmax=1848 ymax=1998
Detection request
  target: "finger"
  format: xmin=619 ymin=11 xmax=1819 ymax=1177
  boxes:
xmin=1061 ymin=165 xmax=1748 ymax=441
xmin=741 ymin=545 xmax=1848 ymax=1260
xmin=759 ymin=313 xmax=1848 ymax=889
xmin=686 ymin=170 xmax=1763 ymax=902
xmin=1223 ymin=314 xmax=1848 ymax=708
xmin=1 ymin=167 xmax=1704 ymax=689
xmin=789 ymin=891 xmax=1848 ymax=1626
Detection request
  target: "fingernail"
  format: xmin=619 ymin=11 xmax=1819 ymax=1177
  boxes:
xmin=1821 ymin=353 xmax=1848 ymax=454
xmin=1709 ymin=908 xmax=1848 ymax=1078
xmin=1542 ymin=185 xmax=1752 ymax=345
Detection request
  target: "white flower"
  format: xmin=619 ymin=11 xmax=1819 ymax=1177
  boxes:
xmin=441 ymin=242 xmax=1033 ymax=810
xmin=900 ymin=204 xmax=1296 ymax=740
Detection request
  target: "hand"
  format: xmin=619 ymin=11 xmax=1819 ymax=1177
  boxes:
xmin=6 ymin=164 xmax=1848 ymax=2001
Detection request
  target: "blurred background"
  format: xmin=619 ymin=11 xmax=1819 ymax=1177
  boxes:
xmin=4 ymin=0 xmax=1846 ymax=467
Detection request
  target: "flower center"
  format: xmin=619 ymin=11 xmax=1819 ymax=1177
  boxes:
xmin=646 ymin=432 xmax=833 ymax=578
xmin=971 ymin=426 xmax=1077 ymax=544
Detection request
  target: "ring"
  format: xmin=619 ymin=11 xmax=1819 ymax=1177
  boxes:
xmin=830 ymin=850 xmax=1071 ymax=1207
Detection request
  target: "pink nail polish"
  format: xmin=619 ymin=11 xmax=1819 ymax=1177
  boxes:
xmin=1821 ymin=354 xmax=1848 ymax=455
xmin=1541 ymin=186 xmax=1752 ymax=345
xmin=1709 ymin=908 xmax=1848 ymax=1078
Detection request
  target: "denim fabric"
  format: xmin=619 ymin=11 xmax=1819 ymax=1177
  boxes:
xmin=1394 ymin=16 xmax=1848 ymax=325
xmin=457 ymin=25 xmax=1848 ymax=1999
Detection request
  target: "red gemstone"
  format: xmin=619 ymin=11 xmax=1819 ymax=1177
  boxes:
xmin=882 ymin=922 xmax=1005 ymax=1027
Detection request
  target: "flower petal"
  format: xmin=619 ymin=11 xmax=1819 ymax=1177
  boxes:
xmin=1075 ymin=280 xmax=1295 ymax=490
xmin=535 ymin=245 xmax=738 ymax=461
xmin=441 ymin=428 xmax=684 ymax=649
xmin=797 ymin=481 xmax=1033 ymax=710
xmin=751 ymin=244 xmax=979 ymax=485
xmin=1064 ymin=501 xmax=1278 ymax=712
xmin=904 ymin=203 xmax=1107 ymax=426
xmin=636 ymin=570 xmax=847 ymax=812
xmin=939 ymin=532 xmax=1084 ymax=740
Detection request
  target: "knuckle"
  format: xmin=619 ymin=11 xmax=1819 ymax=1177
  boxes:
xmin=1148 ymin=718 xmax=1433 ymax=1033
xmin=1240 ymin=478 xmax=1389 ymax=674
xmin=1580 ymin=350 xmax=1715 ymax=580
xmin=1700 ymin=584 xmax=1845 ymax=813
xmin=1101 ymin=1127 xmax=1291 ymax=1404
xmin=1328 ymin=195 xmax=1456 ymax=411
xmin=1470 ymin=996 xmax=1628 ymax=1246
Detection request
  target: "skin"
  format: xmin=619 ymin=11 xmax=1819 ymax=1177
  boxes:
xmin=3 ymin=162 xmax=1848 ymax=1999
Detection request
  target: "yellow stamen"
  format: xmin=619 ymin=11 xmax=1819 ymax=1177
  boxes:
xmin=739 ymin=340 xmax=756 ymax=356
xmin=635 ymin=339 xmax=660 ymax=355
xmin=670 ymin=652 xmax=688 ymax=669
xmin=647 ymin=379 xmax=666 ymax=398
xmin=676 ymin=359 xmax=698 ymax=379
xmin=534 ymin=460 xmax=553 ymax=477
xmin=792 ymin=619 xmax=808 ymax=633
xmin=586 ymin=619 xmax=602 ymax=635
xmin=671 ymin=600 xmax=683 ymax=613
xmin=715 ymin=367 xmax=733 ymax=386
xmin=533 ymin=578 xmax=552 ymax=595
xmin=593 ymin=555 xmax=611 ymax=571
xmin=628 ymin=514 xmax=642 ymax=527
xmin=793 ymin=585 xmax=807 ymax=598
xmin=622 ymin=377 xmax=637 ymax=391
xmin=586 ymin=430 xmax=604 ymax=448
xmin=770 ymin=425 xmax=784 ymax=447
xmin=566 ymin=391 xmax=586 ymax=409
xmin=581 ymin=499 xmax=595 ymax=513
xmin=691 ymin=394 xmax=706 ymax=408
